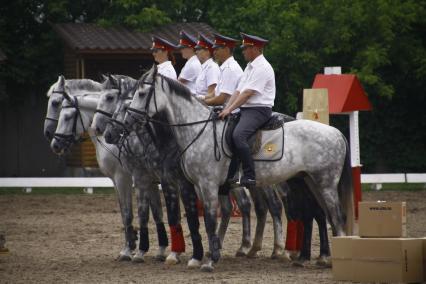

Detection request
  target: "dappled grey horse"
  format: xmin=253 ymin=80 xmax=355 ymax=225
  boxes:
xmin=98 ymin=81 xmax=204 ymax=267
xmin=123 ymin=66 xmax=354 ymax=272
xmin=44 ymin=76 xmax=167 ymax=261
xmin=102 ymin=75 xmax=295 ymax=261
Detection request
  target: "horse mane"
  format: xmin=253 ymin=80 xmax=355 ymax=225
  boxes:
xmin=160 ymin=75 xmax=192 ymax=102
xmin=46 ymin=79 xmax=103 ymax=97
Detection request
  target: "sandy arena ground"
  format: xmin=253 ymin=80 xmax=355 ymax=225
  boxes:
xmin=1 ymin=190 xmax=425 ymax=283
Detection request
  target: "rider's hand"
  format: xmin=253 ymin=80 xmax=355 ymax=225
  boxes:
xmin=218 ymin=108 xmax=231 ymax=119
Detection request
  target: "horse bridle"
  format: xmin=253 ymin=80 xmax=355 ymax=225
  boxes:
xmin=125 ymin=73 xmax=222 ymax=161
xmin=44 ymin=89 xmax=72 ymax=123
xmin=53 ymin=95 xmax=87 ymax=145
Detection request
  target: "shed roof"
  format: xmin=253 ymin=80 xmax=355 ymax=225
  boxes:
xmin=312 ymin=74 xmax=372 ymax=113
xmin=0 ymin=49 xmax=7 ymax=62
xmin=53 ymin=22 xmax=216 ymax=54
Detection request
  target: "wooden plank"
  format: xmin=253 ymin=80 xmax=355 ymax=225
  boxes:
xmin=361 ymin=174 xmax=406 ymax=183
xmin=0 ymin=178 xmax=113 ymax=187
xmin=406 ymin=173 xmax=426 ymax=183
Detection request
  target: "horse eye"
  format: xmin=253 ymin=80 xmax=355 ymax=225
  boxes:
xmin=52 ymin=100 xmax=60 ymax=107
xmin=106 ymin=95 xmax=114 ymax=101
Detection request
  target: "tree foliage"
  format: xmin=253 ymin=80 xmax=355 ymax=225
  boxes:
xmin=0 ymin=0 xmax=425 ymax=172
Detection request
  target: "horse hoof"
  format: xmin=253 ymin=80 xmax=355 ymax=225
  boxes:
xmin=200 ymin=263 xmax=214 ymax=272
xmin=117 ymin=254 xmax=132 ymax=262
xmin=132 ymin=252 xmax=145 ymax=263
xmin=288 ymin=250 xmax=300 ymax=261
xmin=187 ymin=258 xmax=202 ymax=268
xmin=292 ymin=259 xmax=307 ymax=268
xmin=235 ymin=250 xmax=247 ymax=257
xmin=316 ymin=256 xmax=332 ymax=268
xmin=165 ymin=254 xmax=180 ymax=265
xmin=155 ymin=254 xmax=166 ymax=262
xmin=272 ymin=251 xmax=292 ymax=262
xmin=246 ymin=249 xmax=259 ymax=258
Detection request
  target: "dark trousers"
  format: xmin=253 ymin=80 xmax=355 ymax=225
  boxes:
xmin=227 ymin=107 xmax=272 ymax=180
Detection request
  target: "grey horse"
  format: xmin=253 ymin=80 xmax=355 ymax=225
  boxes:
xmin=44 ymin=76 xmax=167 ymax=261
xmin=123 ymin=66 xmax=354 ymax=272
xmin=101 ymin=75 xmax=295 ymax=261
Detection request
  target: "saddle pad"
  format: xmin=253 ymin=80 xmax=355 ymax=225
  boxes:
xmin=222 ymin=124 xmax=285 ymax=162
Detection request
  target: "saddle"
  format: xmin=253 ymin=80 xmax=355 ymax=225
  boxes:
xmin=223 ymin=112 xmax=295 ymax=161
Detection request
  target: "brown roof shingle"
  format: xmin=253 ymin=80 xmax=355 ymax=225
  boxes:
xmin=53 ymin=22 xmax=216 ymax=54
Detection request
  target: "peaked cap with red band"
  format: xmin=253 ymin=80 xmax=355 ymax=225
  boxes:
xmin=212 ymin=33 xmax=238 ymax=49
xmin=194 ymin=33 xmax=214 ymax=53
xmin=240 ymin=32 xmax=269 ymax=48
xmin=177 ymin=30 xmax=197 ymax=49
xmin=151 ymin=36 xmax=177 ymax=52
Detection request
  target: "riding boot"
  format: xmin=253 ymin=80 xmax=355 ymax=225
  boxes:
xmin=219 ymin=155 xmax=240 ymax=196
xmin=237 ymin=146 xmax=256 ymax=188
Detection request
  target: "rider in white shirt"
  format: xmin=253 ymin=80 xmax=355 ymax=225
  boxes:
xmin=219 ymin=33 xmax=275 ymax=189
xmin=151 ymin=36 xmax=177 ymax=80
xmin=176 ymin=31 xmax=201 ymax=94
xmin=204 ymin=33 xmax=243 ymax=106
xmin=194 ymin=33 xmax=220 ymax=100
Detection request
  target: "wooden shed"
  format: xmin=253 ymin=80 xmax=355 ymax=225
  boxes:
xmin=53 ymin=22 xmax=216 ymax=168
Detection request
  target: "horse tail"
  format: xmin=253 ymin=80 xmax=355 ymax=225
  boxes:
xmin=338 ymin=134 xmax=355 ymax=235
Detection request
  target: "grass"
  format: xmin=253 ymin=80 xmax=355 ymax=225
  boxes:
xmin=362 ymin=183 xmax=426 ymax=192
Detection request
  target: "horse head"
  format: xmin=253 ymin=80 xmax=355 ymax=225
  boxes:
xmin=123 ymin=65 xmax=162 ymax=130
xmin=104 ymin=96 xmax=132 ymax=145
xmin=44 ymin=75 xmax=67 ymax=142
xmin=92 ymin=88 xmax=120 ymax=136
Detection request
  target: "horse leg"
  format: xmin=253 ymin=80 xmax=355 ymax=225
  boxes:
xmin=247 ymin=187 xmax=268 ymax=258
xmin=180 ymin=179 xmax=204 ymax=268
xmin=315 ymin=211 xmax=331 ymax=267
xmin=217 ymin=193 xmax=232 ymax=248
xmin=199 ymin=185 xmax=221 ymax=272
xmin=304 ymin=176 xmax=346 ymax=236
xmin=148 ymin=184 xmax=168 ymax=261
xmin=232 ymin=187 xmax=252 ymax=257
xmin=160 ymin=182 xmax=185 ymax=265
xmin=263 ymin=186 xmax=290 ymax=262
xmin=133 ymin=178 xmax=151 ymax=263
xmin=292 ymin=216 xmax=313 ymax=267
xmin=113 ymin=172 xmax=135 ymax=261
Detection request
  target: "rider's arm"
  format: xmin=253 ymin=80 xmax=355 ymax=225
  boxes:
xmin=205 ymin=84 xmax=217 ymax=99
xmin=226 ymin=89 xmax=256 ymax=112
xmin=205 ymin=93 xmax=229 ymax=106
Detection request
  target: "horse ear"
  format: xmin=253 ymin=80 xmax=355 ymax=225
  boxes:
xmin=101 ymin=74 xmax=108 ymax=82
xmin=57 ymin=75 xmax=65 ymax=90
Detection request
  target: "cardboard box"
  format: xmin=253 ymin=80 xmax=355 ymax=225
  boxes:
xmin=331 ymin=236 xmax=357 ymax=281
xmin=352 ymin=238 xmax=423 ymax=283
xmin=303 ymin=88 xmax=329 ymax=125
xmin=359 ymin=201 xmax=406 ymax=237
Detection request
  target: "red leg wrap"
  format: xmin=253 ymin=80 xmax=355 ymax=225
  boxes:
xmin=285 ymin=220 xmax=298 ymax=251
xmin=170 ymin=224 xmax=185 ymax=253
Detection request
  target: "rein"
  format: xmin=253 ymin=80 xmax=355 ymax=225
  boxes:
xmin=53 ymin=96 xmax=87 ymax=145
xmin=126 ymin=75 xmax=222 ymax=161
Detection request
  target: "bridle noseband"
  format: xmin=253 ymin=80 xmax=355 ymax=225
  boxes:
xmin=53 ymin=95 xmax=87 ymax=145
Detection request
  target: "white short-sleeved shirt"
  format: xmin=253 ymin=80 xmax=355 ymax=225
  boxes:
xmin=157 ymin=61 xmax=177 ymax=80
xmin=178 ymin=55 xmax=202 ymax=94
xmin=215 ymin=56 xmax=243 ymax=98
xmin=237 ymin=54 xmax=275 ymax=107
xmin=195 ymin=58 xmax=220 ymax=97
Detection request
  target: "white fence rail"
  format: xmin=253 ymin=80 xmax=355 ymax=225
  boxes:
xmin=0 ymin=174 xmax=425 ymax=193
